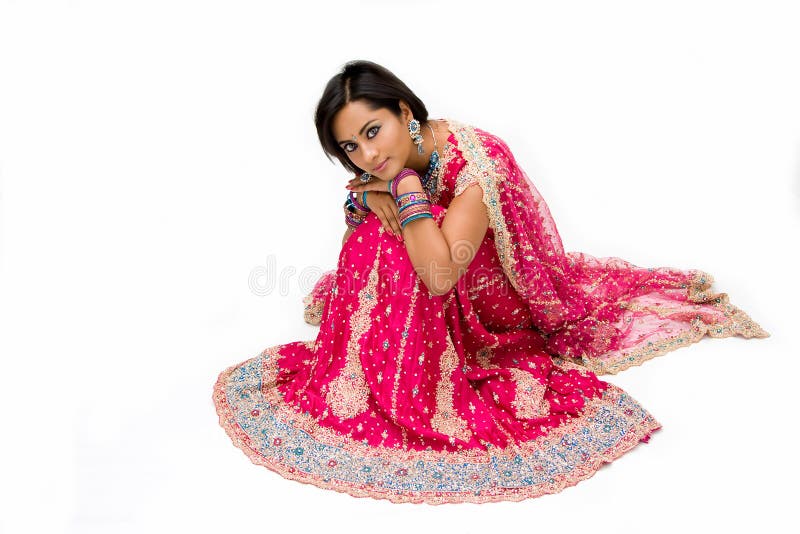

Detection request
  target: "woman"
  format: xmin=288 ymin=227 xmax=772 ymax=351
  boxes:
xmin=213 ymin=60 xmax=769 ymax=504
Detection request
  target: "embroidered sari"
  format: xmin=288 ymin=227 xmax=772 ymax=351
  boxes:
xmin=213 ymin=120 xmax=769 ymax=504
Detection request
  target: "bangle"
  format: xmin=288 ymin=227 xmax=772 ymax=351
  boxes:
xmin=398 ymin=198 xmax=431 ymax=213
xmin=398 ymin=202 xmax=433 ymax=228
xmin=345 ymin=211 xmax=366 ymax=228
xmin=343 ymin=198 xmax=368 ymax=228
xmin=349 ymin=191 xmax=370 ymax=213
xmin=344 ymin=195 xmax=369 ymax=217
xmin=394 ymin=191 xmax=429 ymax=210
xmin=400 ymin=211 xmax=433 ymax=229
xmin=389 ymin=169 xmax=420 ymax=199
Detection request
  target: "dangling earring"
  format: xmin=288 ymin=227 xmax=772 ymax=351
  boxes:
xmin=407 ymin=119 xmax=424 ymax=155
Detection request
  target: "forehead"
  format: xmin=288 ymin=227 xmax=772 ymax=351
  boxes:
xmin=332 ymin=100 xmax=393 ymax=139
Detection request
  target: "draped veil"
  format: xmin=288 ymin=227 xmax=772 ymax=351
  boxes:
xmin=306 ymin=119 xmax=769 ymax=375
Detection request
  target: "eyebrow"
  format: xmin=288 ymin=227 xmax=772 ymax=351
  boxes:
xmin=337 ymin=120 xmax=378 ymax=146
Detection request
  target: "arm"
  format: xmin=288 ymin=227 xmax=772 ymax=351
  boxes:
xmin=397 ymin=175 xmax=489 ymax=296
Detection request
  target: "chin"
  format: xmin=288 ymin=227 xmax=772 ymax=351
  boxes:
xmin=374 ymin=166 xmax=393 ymax=181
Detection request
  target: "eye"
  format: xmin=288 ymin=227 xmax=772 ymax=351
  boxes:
xmin=342 ymin=142 xmax=357 ymax=153
xmin=367 ymin=125 xmax=380 ymax=138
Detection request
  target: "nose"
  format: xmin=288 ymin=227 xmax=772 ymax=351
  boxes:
xmin=362 ymin=142 xmax=379 ymax=162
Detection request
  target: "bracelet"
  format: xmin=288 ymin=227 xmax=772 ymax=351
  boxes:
xmin=398 ymin=198 xmax=431 ymax=214
xmin=400 ymin=211 xmax=433 ymax=229
xmin=344 ymin=195 xmax=369 ymax=217
xmin=395 ymin=191 xmax=429 ymax=210
xmin=349 ymin=191 xmax=370 ymax=213
xmin=398 ymin=202 xmax=433 ymax=229
xmin=343 ymin=197 xmax=368 ymax=228
xmin=389 ymin=169 xmax=420 ymax=199
xmin=345 ymin=210 xmax=366 ymax=228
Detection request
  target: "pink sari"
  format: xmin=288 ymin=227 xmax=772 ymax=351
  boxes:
xmin=213 ymin=120 xmax=768 ymax=504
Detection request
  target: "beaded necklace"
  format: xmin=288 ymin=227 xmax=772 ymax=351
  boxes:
xmin=420 ymin=122 xmax=441 ymax=199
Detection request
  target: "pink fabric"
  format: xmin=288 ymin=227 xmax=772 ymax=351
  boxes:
xmin=282 ymin=205 xmax=611 ymax=452
xmin=213 ymin=120 xmax=769 ymax=504
xmin=305 ymin=122 xmax=769 ymax=375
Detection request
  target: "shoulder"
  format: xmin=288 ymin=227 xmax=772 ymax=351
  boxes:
xmin=442 ymin=119 xmax=513 ymax=160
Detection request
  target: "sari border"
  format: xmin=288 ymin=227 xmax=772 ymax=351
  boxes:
xmin=583 ymin=270 xmax=771 ymax=375
xmin=212 ymin=351 xmax=662 ymax=505
xmin=442 ymin=120 xmax=770 ymax=376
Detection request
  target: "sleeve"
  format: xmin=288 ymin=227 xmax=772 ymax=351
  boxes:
xmin=452 ymin=166 xmax=482 ymax=198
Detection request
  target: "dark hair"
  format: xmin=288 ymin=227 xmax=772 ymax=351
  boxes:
xmin=314 ymin=60 xmax=429 ymax=175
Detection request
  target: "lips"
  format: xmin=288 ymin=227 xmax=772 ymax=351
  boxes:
xmin=373 ymin=158 xmax=388 ymax=172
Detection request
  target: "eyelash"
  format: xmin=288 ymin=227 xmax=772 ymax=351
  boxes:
xmin=343 ymin=126 xmax=380 ymax=153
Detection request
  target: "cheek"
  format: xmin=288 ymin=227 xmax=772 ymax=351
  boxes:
xmin=387 ymin=125 xmax=406 ymax=153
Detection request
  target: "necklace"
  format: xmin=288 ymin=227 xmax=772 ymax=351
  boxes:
xmin=420 ymin=122 xmax=441 ymax=199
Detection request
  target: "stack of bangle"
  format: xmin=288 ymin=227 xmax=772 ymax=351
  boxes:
xmin=396 ymin=190 xmax=433 ymax=229
xmin=342 ymin=169 xmax=434 ymax=231
xmin=389 ymin=168 xmax=420 ymax=198
xmin=343 ymin=191 xmax=370 ymax=229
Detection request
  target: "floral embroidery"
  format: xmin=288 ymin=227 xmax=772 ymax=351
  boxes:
xmin=325 ymin=241 xmax=383 ymax=419
xmin=508 ymin=368 xmax=549 ymax=419
xmin=214 ymin=353 xmax=660 ymax=505
xmin=429 ymin=342 xmax=473 ymax=445
xmin=391 ymin=284 xmax=420 ymax=422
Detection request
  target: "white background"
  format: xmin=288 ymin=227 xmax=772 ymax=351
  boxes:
xmin=2 ymin=1 xmax=799 ymax=532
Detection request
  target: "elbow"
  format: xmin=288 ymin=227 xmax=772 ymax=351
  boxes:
xmin=422 ymin=276 xmax=456 ymax=297
xmin=416 ymin=257 xmax=464 ymax=297
xmin=427 ymin=287 xmax=453 ymax=297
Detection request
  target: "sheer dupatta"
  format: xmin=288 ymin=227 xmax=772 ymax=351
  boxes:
xmin=442 ymin=120 xmax=769 ymax=374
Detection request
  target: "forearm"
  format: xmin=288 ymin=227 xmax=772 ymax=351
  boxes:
xmin=397 ymin=176 xmax=459 ymax=295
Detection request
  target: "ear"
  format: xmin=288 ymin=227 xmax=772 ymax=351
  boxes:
xmin=398 ymin=99 xmax=412 ymax=122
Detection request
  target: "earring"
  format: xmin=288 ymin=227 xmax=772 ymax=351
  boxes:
xmin=407 ymin=119 xmax=424 ymax=155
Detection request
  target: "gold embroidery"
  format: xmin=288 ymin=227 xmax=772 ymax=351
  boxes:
xmin=445 ymin=120 xmax=522 ymax=302
xmin=391 ymin=284 xmax=420 ymax=421
xmin=215 ymin=346 xmax=661 ymax=504
xmin=430 ymin=341 xmax=472 ymax=444
xmin=454 ymin=169 xmax=480 ymax=198
xmin=302 ymin=292 xmax=324 ymax=326
xmin=508 ymin=368 xmax=549 ymax=419
xmin=475 ymin=346 xmax=493 ymax=368
xmin=431 ymin=119 xmax=456 ymax=205
xmin=325 ymin=241 xmax=383 ymax=419
xmin=585 ymin=270 xmax=770 ymax=375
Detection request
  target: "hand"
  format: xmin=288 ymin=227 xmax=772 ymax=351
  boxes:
xmin=346 ymin=174 xmax=403 ymax=239
xmin=362 ymin=191 xmax=403 ymax=239
xmin=345 ymin=173 xmax=391 ymax=194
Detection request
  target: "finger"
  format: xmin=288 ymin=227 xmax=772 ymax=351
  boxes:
xmin=347 ymin=177 xmax=390 ymax=192
xmin=392 ymin=207 xmax=403 ymax=236
xmin=347 ymin=182 xmax=385 ymax=193
xmin=347 ymin=175 xmax=371 ymax=187
xmin=376 ymin=211 xmax=393 ymax=235
xmin=381 ymin=207 xmax=403 ymax=239
xmin=390 ymin=212 xmax=403 ymax=237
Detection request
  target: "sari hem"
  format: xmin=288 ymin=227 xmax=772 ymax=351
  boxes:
xmin=580 ymin=270 xmax=770 ymax=375
xmin=213 ymin=350 xmax=662 ymax=505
